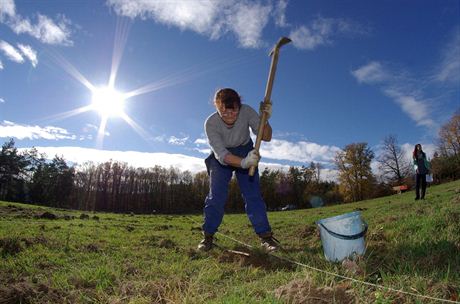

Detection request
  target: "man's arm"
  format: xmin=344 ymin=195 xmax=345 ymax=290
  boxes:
xmin=224 ymin=154 xmax=244 ymax=167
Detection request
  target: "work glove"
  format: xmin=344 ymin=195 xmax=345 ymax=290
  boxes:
xmin=241 ymin=149 xmax=260 ymax=169
xmin=259 ymin=102 xmax=272 ymax=120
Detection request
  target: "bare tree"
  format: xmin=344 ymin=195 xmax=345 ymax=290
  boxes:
xmin=377 ymin=135 xmax=410 ymax=185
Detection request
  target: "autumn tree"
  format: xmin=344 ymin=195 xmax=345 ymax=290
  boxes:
xmin=431 ymin=110 xmax=460 ymax=181
xmin=335 ymin=143 xmax=376 ymax=202
xmin=437 ymin=110 xmax=460 ymax=158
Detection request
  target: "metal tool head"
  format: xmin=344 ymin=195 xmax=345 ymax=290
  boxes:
xmin=276 ymin=36 xmax=292 ymax=48
xmin=269 ymin=36 xmax=292 ymax=56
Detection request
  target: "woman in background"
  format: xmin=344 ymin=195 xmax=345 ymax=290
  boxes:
xmin=413 ymin=144 xmax=430 ymax=200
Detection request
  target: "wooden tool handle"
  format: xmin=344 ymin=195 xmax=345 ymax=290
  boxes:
xmin=249 ymin=37 xmax=291 ymax=176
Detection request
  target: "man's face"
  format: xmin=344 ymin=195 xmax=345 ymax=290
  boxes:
xmin=216 ymin=102 xmax=239 ymax=126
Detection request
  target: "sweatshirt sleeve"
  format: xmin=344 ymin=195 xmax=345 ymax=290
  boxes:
xmin=205 ymin=117 xmax=229 ymax=166
xmin=246 ymin=105 xmax=261 ymax=135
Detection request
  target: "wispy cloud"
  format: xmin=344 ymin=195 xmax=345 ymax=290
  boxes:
xmin=351 ymin=61 xmax=389 ymax=84
xmin=0 ymin=60 xmax=3 ymax=69
xmin=194 ymin=138 xmax=207 ymax=145
xmin=383 ymin=89 xmax=434 ymax=127
xmin=17 ymin=43 xmax=37 ymax=67
xmin=107 ymin=0 xmax=272 ymax=48
xmin=290 ymin=16 xmax=369 ymax=50
xmin=0 ymin=120 xmax=76 ymax=140
xmin=0 ymin=0 xmax=72 ymax=46
xmin=107 ymin=1 xmax=367 ymax=50
xmin=273 ymin=0 xmax=288 ymax=27
xmin=351 ymin=61 xmax=435 ymax=128
xmin=0 ymin=0 xmax=15 ymax=20
xmin=83 ymin=123 xmax=98 ymax=133
xmin=168 ymin=135 xmax=189 ymax=146
xmin=0 ymin=40 xmax=24 ymax=63
xmin=0 ymin=97 xmax=5 ymax=103
xmin=435 ymin=27 xmax=460 ymax=84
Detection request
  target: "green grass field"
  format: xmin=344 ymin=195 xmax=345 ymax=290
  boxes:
xmin=1 ymin=180 xmax=459 ymax=303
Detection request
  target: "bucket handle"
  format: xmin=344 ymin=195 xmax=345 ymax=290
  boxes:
xmin=319 ymin=221 xmax=368 ymax=240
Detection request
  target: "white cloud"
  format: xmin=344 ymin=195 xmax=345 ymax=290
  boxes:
xmin=352 ymin=61 xmax=436 ymax=128
xmin=290 ymin=16 xmax=368 ymax=50
xmin=228 ymin=2 xmax=271 ymax=48
xmin=9 ymin=14 xmax=73 ymax=45
xmin=168 ymin=135 xmax=189 ymax=145
xmin=0 ymin=120 xmax=76 ymax=140
xmin=194 ymin=138 xmax=207 ymax=145
xmin=0 ymin=40 xmax=24 ymax=63
xmin=194 ymin=147 xmax=211 ymax=155
xmin=83 ymin=123 xmax=98 ymax=133
xmin=0 ymin=60 xmax=3 ymax=69
xmin=259 ymin=138 xmax=341 ymax=164
xmin=0 ymin=97 xmax=5 ymax=103
xmin=0 ymin=0 xmax=72 ymax=46
xmin=0 ymin=0 xmax=15 ymax=20
xmin=273 ymin=0 xmax=288 ymax=27
xmin=435 ymin=27 xmax=460 ymax=84
xmin=351 ymin=61 xmax=389 ymax=84
xmin=17 ymin=43 xmax=37 ymax=67
xmin=152 ymin=135 xmax=167 ymax=142
xmin=383 ymin=89 xmax=435 ymax=127
xmin=107 ymin=0 xmax=272 ymax=48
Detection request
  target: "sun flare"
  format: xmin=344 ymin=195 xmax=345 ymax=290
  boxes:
xmin=91 ymin=86 xmax=126 ymax=118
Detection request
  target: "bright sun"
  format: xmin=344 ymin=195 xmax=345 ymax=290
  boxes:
xmin=91 ymin=86 xmax=126 ymax=117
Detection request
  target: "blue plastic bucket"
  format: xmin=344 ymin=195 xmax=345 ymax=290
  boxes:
xmin=316 ymin=211 xmax=368 ymax=262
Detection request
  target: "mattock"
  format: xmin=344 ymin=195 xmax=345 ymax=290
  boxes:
xmin=249 ymin=37 xmax=292 ymax=176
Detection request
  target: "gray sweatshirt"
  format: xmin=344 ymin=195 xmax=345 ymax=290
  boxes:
xmin=205 ymin=104 xmax=261 ymax=165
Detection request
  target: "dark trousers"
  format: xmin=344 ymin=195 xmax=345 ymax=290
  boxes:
xmin=202 ymin=141 xmax=271 ymax=235
xmin=415 ymin=173 xmax=427 ymax=199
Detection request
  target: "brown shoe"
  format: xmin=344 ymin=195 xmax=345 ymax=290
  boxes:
xmin=259 ymin=231 xmax=280 ymax=252
xmin=197 ymin=233 xmax=214 ymax=251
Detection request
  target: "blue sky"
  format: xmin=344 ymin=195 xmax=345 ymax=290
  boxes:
xmin=0 ymin=0 xmax=459 ymax=179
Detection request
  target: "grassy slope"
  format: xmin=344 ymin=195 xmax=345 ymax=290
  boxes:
xmin=0 ymin=180 xmax=459 ymax=303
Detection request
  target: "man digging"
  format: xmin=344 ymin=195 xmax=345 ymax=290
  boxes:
xmin=197 ymin=88 xmax=279 ymax=252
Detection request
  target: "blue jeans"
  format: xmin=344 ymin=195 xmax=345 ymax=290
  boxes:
xmin=202 ymin=141 xmax=271 ymax=235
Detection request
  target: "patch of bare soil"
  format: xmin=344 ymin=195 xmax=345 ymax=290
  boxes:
xmin=158 ymin=239 xmax=176 ymax=249
xmin=341 ymin=258 xmax=364 ymax=276
xmin=274 ymin=278 xmax=355 ymax=304
xmin=156 ymin=224 xmax=174 ymax=231
xmin=367 ymin=227 xmax=387 ymax=242
xmin=0 ymin=235 xmax=49 ymax=257
xmin=0 ymin=281 xmax=69 ymax=304
xmin=299 ymin=225 xmax=319 ymax=240
xmin=142 ymin=235 xmax=177 ymax=250
xmin=217 ymin=247 xmax=296 ymax=271
xmin=0 ymin=205 xmax=35 ymax=219
xmin=0 ymin=205 xmax=79 ymax=221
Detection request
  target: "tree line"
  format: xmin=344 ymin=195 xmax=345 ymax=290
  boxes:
xmin=0 ymin=111 xmax=458 ymax=212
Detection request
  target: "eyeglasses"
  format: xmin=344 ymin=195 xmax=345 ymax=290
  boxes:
xmin=218 ymin=107 xmax=239 ymax=117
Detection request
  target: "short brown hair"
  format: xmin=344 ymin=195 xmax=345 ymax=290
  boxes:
xmin=214 ymin=88 xmax=241 ymax=109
